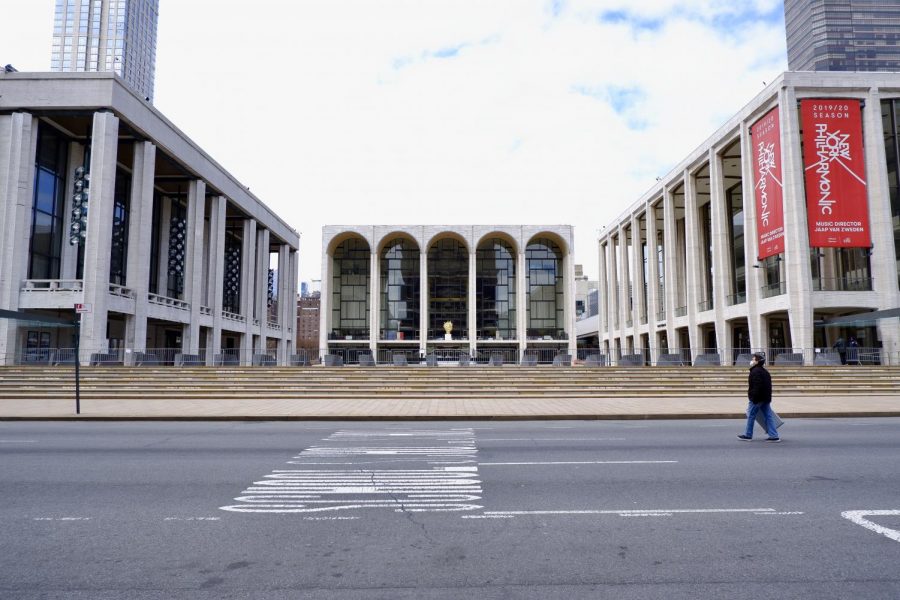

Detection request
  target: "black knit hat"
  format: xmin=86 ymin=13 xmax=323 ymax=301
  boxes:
xmin=752 ymin=352 xmax=766 ymax=365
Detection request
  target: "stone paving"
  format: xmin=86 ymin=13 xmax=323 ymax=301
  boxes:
xmin=1 ymin=394 xmax=898 ymax=420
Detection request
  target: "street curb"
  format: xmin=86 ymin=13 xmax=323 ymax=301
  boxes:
xmin=3 ymin=412 xmax=900 ymax=422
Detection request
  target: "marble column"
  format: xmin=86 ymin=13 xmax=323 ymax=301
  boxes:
xmin=80 ymin=111 xmax=120 ymax=360
xmin=124 ymin=141 xmax=156 ymax=362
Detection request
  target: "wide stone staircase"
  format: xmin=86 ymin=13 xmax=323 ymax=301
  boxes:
xmin=1 ymin=365 xmax=899 ymax=401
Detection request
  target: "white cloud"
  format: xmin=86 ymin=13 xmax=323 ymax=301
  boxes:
xmin=0 ymin=0 xmax=788 ymax=285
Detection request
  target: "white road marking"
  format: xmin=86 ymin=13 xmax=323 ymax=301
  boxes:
xmin=477 ymin=438 xmax=627 ymax=442
xmin=756 ymin=511 xmax=804 ymax=515
xmin=478 ymin=460 xmax=677 ymax=466
xmin=33 ymin=517 xmax=91 ymax=521
xmin=0 ymin=440 xmax=37 ymax=443
xmin=841 ymin=510 xmax=900 ymax=543
xmin=481 ymin=508 xmax=777 ymax=518
xmin=163 ymin=517 xmax=221 ymax=521
xmin=222 ymin=428 xmax=482 ymax=515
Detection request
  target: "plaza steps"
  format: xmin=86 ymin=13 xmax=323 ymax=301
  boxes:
xmin=0 ymin=365 xmax=899 ymax=401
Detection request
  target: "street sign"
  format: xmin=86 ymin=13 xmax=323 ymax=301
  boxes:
xmin=74 ymin=303 xmax=92 ymax=314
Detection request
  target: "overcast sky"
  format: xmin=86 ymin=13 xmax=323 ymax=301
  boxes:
xmin=1 ymin=0 xmax=788 ymax=286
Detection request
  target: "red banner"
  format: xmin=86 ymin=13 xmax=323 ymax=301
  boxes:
xmin=801 ymin=99 xmax=871 ymax=248
xmin=751 ymin=107 xmax=785 ymax=259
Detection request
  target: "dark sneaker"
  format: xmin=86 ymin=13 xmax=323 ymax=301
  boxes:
xmin=737 ymin=434 xmax=752 ymax=441
xmin=765 ymin=437 xmax=781 ymax=442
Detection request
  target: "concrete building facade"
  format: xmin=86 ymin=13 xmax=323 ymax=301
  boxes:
xmin=596 ymin=71 xmax=900 ymax=366
xmin=0 ymin=71 xmax=299 ymax=365
xmin=320 ymin=225 xmax=576 ymax=364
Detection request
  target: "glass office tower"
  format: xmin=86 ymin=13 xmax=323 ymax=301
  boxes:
xmin=50 ymin=0 xmax=159 ymax=101
xmin=785 ymin=0 xmax=900 ymax=72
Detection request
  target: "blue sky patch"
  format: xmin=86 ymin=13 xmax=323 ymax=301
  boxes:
xmin=598 ymin=10 xmax=663 ymax=32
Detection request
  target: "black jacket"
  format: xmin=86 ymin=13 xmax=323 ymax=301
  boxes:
xmin=748 ymin=363 xmax=772 ymax=404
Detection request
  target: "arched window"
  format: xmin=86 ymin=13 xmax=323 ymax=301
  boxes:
xmin=526 ymin=238 xmax=564 ymax=339
xmin=330 ymin=238 xmax=370 ymax=339
xmin=428 ymin=238 xmax=468 ymax=339
xmin=380 ymin=238 xmax=420 ymax=340
xmin=476 ymin=238 xmax=516 ymax=340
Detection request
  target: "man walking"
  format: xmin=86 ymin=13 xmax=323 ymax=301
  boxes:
xmin=738 ymin=353 xmax=780 ymax=442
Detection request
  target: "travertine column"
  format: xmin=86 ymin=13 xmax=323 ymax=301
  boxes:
xmin=597 ymin=241 xmax=609 ymax=344
xmin=369 ymin=248 xmax=379 ymax=354
xmin=742 ymin=117 xmax=766 ymax=352
xmin=319 ymin=244 xmax=331 ymax=361
xmin=617 ymin=224 xmax=628 ymax=348
xmin=683 ymin=169 xmax=703 ymax=354
xmin=80 ymin=111 xmax=119 ymax=360
xmin=0 ymin=112 xmax=37 ymax=364
xmin=630 ymin=213 xmax=645 ymax=339
xmin=709 ymin=147 xmax=731 ymax=354
xmin=663 ymin=186 xmax=678 ymax=348
xmin=607 ymin=233 xmax=619 ymax=356
xmin=124 ymin=141 xmax=156 ymax=361
xmin=240 ymin=218 xmax=257 ymax=364
xmin=517 ymin=250 xmax=527 ymax=356
xmin=182 ymin=180 xmax=206 ymax=354
xmin=255 ymin=228 xmax=270 ymax=355
xmin=863 ymin=88 xmax=900 ymax=355
xmin=565 ymin=246 xmax=577 ymax=357
xmin=419 ymin=250 xmax=428 ymax=357
xmin=468 ymin=249 xmax=476 ymax=355
xmin=646 ymin=203 xmax=660 ymax=360
xmin=277 ymin=243 xmax=290 ymax=364
xmin=780 ymin=85 xmax=815 ymax=362
xmin=206 ymin=195 xmax=226 ymax=365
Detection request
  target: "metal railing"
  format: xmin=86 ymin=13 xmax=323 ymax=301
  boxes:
xmin=760 ymin=281 xmax=786 ymax=298
xmin=726 ymin=291 xmax=746 ymax=306
xmin=674 ymin=305 xmax=687 ymax=317
xmin=319 ymin=347 xmax=574 ymax=366
xmin=697 ymin=299 xmax=713 ymax=312
xmin=2 ymin=347 xmax=310 ymax=367
xmin=812 ymin=277 xmax=874 ymax=292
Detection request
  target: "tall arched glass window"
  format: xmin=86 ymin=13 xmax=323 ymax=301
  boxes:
xmin=380 ymin=238 xmax=420 ymax=340
xmin=428 ymin=238 xmax=468 ymax=339
xmin=526 ymin=238 xmax=564 ymax=339
xmin=330 ymin=238 xmax=370 ymax=339
xmin=476 ymin=238 xmax=516 ymax=340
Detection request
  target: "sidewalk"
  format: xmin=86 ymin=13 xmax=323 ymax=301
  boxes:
xmin=1 ymin=394 xmax=899 ymax=420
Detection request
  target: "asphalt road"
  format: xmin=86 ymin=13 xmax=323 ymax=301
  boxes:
xmin=1 ymin=419 xmax=899 ymax=599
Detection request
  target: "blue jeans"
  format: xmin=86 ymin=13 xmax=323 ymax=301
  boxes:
xmin=745 ymin=401 xmax=779 ymax=438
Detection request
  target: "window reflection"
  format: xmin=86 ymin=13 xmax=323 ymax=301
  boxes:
xmin=476 ymin=238 xmax=516 ymax=340
xmin=380 ymin=238 xmax=419 ymax=340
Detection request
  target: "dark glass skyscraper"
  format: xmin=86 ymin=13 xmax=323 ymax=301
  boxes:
xmin=785 ymin=0 xmax=900 ymax=71
xmin=51 ymin=0 xmax=159 ymax=101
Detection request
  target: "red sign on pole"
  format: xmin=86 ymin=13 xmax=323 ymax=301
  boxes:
xmin=800 ymin=99 xmax=871 ymax=248
xmin=751 ymin=107 xmax=785 ymax=259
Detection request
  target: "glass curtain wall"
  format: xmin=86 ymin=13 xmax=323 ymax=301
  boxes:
xmin=109 ymin=167 xmax=131 ymax=285
xmin=380 ymin=238 xmax=420 ymax=340
xmin=222 ymin=221 xmax=242 ymax=314
xmin=476 ymin=238 xmax=516 ymax=340
xmin=330 ymin=238 xmax=370 ymax=339
xmin=28 ymin=122 xmax=69 ymax=280
xmin=526 ymin=238 xmax=564 ymax=339
xmin=166 ymin=198 xmax=187 ymax=298
xmin=727 ymin=182 xmax=746 ymax=304
xmin=700 ymin=203 xmax=714 ymax=309
xmin=428 ymin=238 xmax=468 ymax=339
